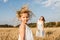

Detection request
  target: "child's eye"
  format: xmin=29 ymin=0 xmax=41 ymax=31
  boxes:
xmin=23 ymin=17 xmax=25 ymax=18
xmin=22 ymin=16 xmax=29 ymax=18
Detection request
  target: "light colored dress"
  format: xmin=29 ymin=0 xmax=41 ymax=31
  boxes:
xmin=18 ymin=25 xmax=34 ymax=40
xmin=36 ymin=20 xmax=44 ymax=37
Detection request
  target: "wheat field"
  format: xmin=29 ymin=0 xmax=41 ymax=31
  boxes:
xmin=0 ymin=27 xmax=60 ymax=40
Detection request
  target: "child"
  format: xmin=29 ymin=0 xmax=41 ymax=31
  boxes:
xmin=16 ymin=5 xmax=34 ymax=40
xmin=36 ymin=16 xmax=45 ymax=38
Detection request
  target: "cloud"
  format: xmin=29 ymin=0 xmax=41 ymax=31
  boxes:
xmin=3 ymin=0 xmax=8 ymax=3
xmin=42 ymin=0 xmax=60 ymax=8
xmin=33 ymin=0 xmax=60 ymax=9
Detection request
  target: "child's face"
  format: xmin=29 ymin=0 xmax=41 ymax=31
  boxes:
xmin=19 ymin=13 xmax=29 ymax=24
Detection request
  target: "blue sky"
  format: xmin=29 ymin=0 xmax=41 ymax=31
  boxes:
xmin=0 ymin=0 xmax=60 ymax=25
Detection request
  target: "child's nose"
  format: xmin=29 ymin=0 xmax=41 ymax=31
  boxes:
xmin=25 ymin=17 xmax=27 ymax=20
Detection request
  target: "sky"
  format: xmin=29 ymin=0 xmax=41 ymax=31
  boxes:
xmin=0 ymin=0 xmax=60 ymax=25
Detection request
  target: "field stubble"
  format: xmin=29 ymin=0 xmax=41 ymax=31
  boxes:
xmin=0 ymin=27 xmax=60 ymax=40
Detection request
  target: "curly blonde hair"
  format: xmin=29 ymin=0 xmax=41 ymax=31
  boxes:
xmin=16 ymin=5 xmax=33 ymax=19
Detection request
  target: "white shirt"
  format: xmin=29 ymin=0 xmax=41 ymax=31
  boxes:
xmin=18 ymin=25 xmax=34 ymax=40
xmin=37 ymin=20 xmax=43 ymax=30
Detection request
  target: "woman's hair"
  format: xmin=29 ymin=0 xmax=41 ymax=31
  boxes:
xmin=39 ymin=16 xmax=45 ymax=22
xmin=16 ymin=5 xmax=34 ymax=19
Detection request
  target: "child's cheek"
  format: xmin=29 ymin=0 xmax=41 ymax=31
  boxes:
xmin=21 ymin=18 xmax=25 ymax=22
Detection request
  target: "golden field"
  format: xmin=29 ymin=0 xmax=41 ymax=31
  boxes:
xmin=0 ymin=27 xmax=60 ymax=40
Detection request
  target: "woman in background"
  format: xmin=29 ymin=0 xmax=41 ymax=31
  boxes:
xmin=36 ymin=16 xmax=45 ymax=38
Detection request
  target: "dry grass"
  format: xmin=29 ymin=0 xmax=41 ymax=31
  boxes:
xmin=31 ymin=27 xmax=60 ymax=40
xmin=0 ymin=27 xmax=60 ymax=40
xmin=0 ymin=28 xmax=18 ymax=40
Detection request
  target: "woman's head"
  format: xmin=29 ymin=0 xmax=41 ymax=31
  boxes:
xmin=16 ymin=6 xmax=33 ymax=24
xmin=39 ymin=16 xmax=45 ymax=22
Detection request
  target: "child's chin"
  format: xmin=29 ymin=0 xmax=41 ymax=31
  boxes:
xmin=25 ymin=21 xmax=28 ymax=24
